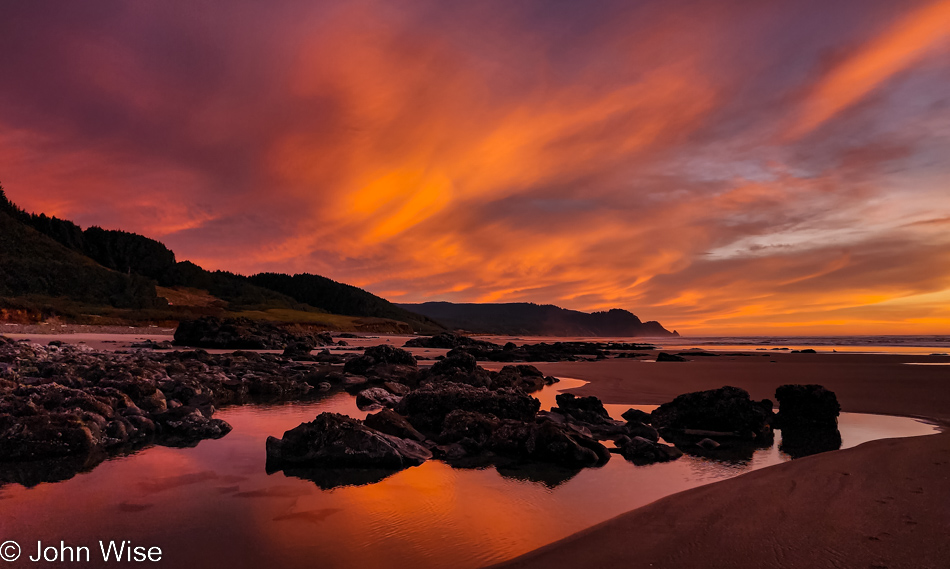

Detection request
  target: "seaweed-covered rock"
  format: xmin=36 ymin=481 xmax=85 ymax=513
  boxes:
xmin=265 ymin=412 xmax=431 ymax=470
xmin=651 ymin=386 xmax=773 ymax=441
xmin=774 ymin=384 xmax=840 ymax=428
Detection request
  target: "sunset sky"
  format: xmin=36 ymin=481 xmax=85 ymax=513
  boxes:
xmin=1 ymin=0 xmax=948 ymax=335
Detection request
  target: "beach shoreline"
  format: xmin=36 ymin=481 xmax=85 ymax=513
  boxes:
xmin=490 ymin=353 xmax=950 ymax=569
xmin=3 ymin=330 xmax=947 ymax=568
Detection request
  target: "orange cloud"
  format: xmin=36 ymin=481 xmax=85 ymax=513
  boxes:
xmin=1 ymin=1 xmax=949 ymax=335
xmin=789 ymin=0 xmax=950 ymax=138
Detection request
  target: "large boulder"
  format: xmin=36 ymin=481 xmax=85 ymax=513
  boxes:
xmin=774 ymin=384 xmax=840 ymax=428
xmin=651 ymin=386 xmax=773 ymax=442
xmin=265 ymin=412 xmax=431 ymax=470
xmin=396 ymin=382 xmax=540 ymax=434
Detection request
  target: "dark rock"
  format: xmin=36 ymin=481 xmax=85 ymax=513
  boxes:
xmin=696 ymin=437 xmax=721 ymax=450
xmin=356 ymin=387 xmax=402 ymax=410
xmin=651 ymin=386 xmax=773 ymax=442
xmin=0 ymin=413 xmax=96 ymax=460
xmin=438 ymin=410 xmax=500 ymax=451
xmin=450 ymin=341 xmax=611 ymax=363
xmin=656 ymin=352 xmax=687 ymax=362
xmin=491 ymin=365 xmax=558 ymax=392
xmin=173 ymin=317 xmax=328 ymax=350
xmin=150 ymin=406 xmax=232 ymax=446
xmin=621 ymin=408 xmax=652 ymax=424
xmin=774 ymin=384 xmax=840 ymax=428
xmin=779 ymin=425 xmax=842 ymax=458
xmin=431 ymin=351 xmax=478 ymax=375
xmin=383 ymin=381 xmax=410 ymax=396
xmin=282 ymin=341 xmax=316 ymax=360
xmin=130 ymin=340 xmax=174 ymax=350
xmin=625 ymin=421 xmax=659 ymax=442
xmin=343 ymin=345 xmax=417 ymax=375
xmin=433 ymin=443 xmax=469 ymax=460
xmin=265 ymin=412 xmax=431 ymax=470
xmin=489 ymin=419 xmax=611 ymax=467
xmin=396 ymin=382 xmax=540 ymax=434
xmin=553 ymin=393 xmax=612 ymax=424
xmin=404 ymin=333 xmax=499 ymax=350
xmin=363 ymin=408 xmax=426 ymax=442
xmin=615 ymin=435 xmax=683 ymax=464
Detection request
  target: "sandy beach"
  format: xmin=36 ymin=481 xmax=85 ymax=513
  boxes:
xmin=534 ymin=352 xmax=950 ymax=423
xmin=493 ymin=353 xmax=950 ymax=569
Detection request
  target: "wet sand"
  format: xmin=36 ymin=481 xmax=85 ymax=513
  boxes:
xmin=533 ymin=353 xmax=950 ymax=423
xmin=493 ymin=353 xmax=950 ymax=569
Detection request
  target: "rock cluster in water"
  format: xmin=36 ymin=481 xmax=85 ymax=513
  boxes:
xmin=1 ymin=330 xmax=845 ymax=490
xmin=0 ymin=335 xmax=345 ymax=486
xmin=266 ymin=346 xmax=669 ymax=486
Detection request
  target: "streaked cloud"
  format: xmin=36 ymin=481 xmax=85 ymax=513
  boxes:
xmin=0 ymin=0 xmax=948 ymax=334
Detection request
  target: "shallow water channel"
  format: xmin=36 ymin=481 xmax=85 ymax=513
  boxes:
xmin=0 ymin=378 xmax=938 ymax=569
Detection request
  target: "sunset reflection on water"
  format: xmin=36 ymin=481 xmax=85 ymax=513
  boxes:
xmin=0 ymin=380 xmax=937 ymax=569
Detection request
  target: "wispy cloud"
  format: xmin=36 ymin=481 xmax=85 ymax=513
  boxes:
xmin=0 ymin=0 xmax=948 ymax=334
